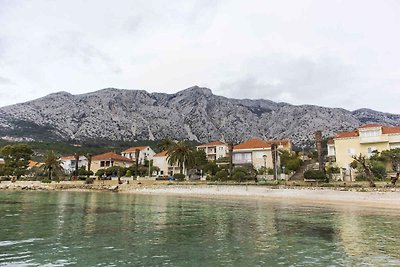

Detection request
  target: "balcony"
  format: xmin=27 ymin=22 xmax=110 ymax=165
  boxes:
xmin=359 ymin=136 xmax=388 ymax=144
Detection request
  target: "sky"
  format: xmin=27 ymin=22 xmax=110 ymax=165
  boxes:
xmin=0 ymin=0 xmax=400 ymax=113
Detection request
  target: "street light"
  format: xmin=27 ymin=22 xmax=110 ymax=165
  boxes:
xmin=263 ymin=154 xmax=267 ymax=180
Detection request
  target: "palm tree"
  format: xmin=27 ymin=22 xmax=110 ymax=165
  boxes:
xmin=86 ymin=153 xmax=92 ymax=177
xmin=42 ymin=150 xmax=63 ymax=180
xmin=157 ymin=138 xmax=174 ymax=152
xmin=74 ymin=153 xmax=79 ymax=177
xmin=167 ymin=141 xmax=195 ymax=175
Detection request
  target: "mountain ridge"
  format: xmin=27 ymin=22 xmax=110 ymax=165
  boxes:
xmin=0 ymin=86 xmax=399 ymax=147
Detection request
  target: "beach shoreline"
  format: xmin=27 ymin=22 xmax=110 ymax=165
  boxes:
xmin=2 ymin=180 xmax=400 ymax=209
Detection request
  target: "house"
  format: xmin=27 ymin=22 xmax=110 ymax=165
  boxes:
xmin=60 ymin=155 xmax=88 ymax=174
xmin=121 ymin=146 xmax=156 ymax=165
xmin=196 ymin=141 xmax=229 ymax=161
xmin=91 ymin=152 xmax=133 ymax=174
xmin=233 ymin=138 xmax=292 ymax=171
xmin=329 ymin=124 xmax=400 ymax=171
xmin=153 ymin=151 xmax=181 ymax=176
xmin=27 ymin=160 xmax=43 ymax=170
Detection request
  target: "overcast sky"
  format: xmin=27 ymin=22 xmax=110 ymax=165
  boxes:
xmin=0 ymin=0 xmax=399 ymax=113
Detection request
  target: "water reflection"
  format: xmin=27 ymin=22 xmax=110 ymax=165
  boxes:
xmin=1 ymin=191 xmax=400 ymax=266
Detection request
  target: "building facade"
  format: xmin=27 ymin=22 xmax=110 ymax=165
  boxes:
xmin=196 ymin=141 xmax=228 ymax=161
xmin=331 ymin=124 xmax=400 ymax=170
xmin=60 ymin=155 xmax=88 ymax=174
xmin=233 ymin=138 xmax=292 ymax=170
xmin=91 ymin=152 xmax=133 ymax=174
xmin=121 ymin=146 xmax=155 ymax=165
xmin=152 ymin=151 xmax=181 ymax=176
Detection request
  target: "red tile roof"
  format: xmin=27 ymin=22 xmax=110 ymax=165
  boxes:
xmin=92 ymin=152 xmax=133 ymax=162
xmin=234 ymin=138 xmax=270 ymax=149
xmin=335 ymin=130 xmax=359 ymax=138
xmin=327 ymin=138 xmax=334 ymax=144
xmin=122 ymin=146 xmax=149 ymax=153
xmin=154 ymin=151 xmax=168 ymax=157
xmin=61 ymin=155 xmax=76 ymax=160
xmin=382 ymin=126 xmax=400 ymax=134
xmin=197 ymin=141 xmax=226 ymax=147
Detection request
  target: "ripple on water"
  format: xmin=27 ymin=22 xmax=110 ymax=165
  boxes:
xmin=0 ymin=238 xmax=44 ymax=247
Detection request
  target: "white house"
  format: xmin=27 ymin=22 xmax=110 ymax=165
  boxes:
xmin=60 ymin=155 xmax=88 ymax=174
xmin=153 ymin=151 xmax=181 ymax=176
xmin=196 ymin=141 xmax=229 ymax=161
xmin=121 ymin=146 xmax=156 ymax=164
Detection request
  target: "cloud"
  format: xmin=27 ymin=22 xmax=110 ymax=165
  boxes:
xmin=216 ymin=55 xmax=357 ymax=107
xmin=0 ymin=0 xmax=399 ymax=113
xmin=0 ymin=76 xmax=13 ymax=85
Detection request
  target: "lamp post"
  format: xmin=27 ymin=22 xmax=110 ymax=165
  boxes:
xmin=263 ymin=154 xmax=267 ymax=180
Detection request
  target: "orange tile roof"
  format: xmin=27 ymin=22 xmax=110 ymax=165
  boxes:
xmin=335 ymin=130 xmax=359 ymax=138
xmin=327 ymin=138 xmax=334 ymax=144
xmin=28 ymin=160 xmax=43 ymax=168
xmin=61 ymin=155 xmax=77 ymax=160
xmin=234 ymin=138 xmax=271 ymax=149
xmin=264 ymin=140 xmax=290 ymax=147
xmin=122 ymin=146 xmax=149 ymax=153
xmin=154 ymin=151 xmax=168 ymax=157
xmin=382 ymin=126 xmax=400 ymax=134
xmin=197 ymin=141 xmax=226 ymax=147
xmin=92 ymin=152 xmax=133 ymax=162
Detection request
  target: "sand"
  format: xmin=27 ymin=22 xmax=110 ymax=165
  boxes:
xmin=2 ymin=181 xmax=400 ymax=209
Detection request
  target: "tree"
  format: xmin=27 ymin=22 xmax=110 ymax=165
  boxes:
xmin=351 ymin=154 xmax=376 ymax=187
xmin=135 ymin=149 xmax=140 ymax=177
xmin=157 ymin=138 xmax=174 ymax=152
xmin=167 ymin=141 xmax=195 ymax=176
xmin=280 ymin=150 xmax=302 ymax=173
xmin=42 ymin=150 xmax=63 ymax=180
xmin=380 ymin=148 xmax=400 ymax=172
xmin=74 ymin=153 xmax=79 ymax=177
xmin=0 ymin=144 xmax=33 ymax=178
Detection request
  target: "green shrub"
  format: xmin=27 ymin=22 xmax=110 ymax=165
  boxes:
xmin=125 ymin=170 xmax=132 ymax=177
xmin=370 ymin=161 xmax=387 ymax=180
xmin=41 ymin=179 xmax=51 ymax=183
xmin=173 ymin=173 xmax=186 ymax=181
xmin=215 ymin=170 xmax=229 ymax=181
xmin=304 ymin=170 xmax=327 ymax=181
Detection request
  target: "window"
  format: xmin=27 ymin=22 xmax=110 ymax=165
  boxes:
xmin=347 ymin=148 xmax=355 ymax=155
xmin=100 ymin=161 xmax=105 ymax=167
xmin=368 ymin=147 xmax=377 ymax=156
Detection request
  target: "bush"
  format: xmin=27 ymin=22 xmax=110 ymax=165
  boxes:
xmin=304 ymin=170 xmax=327 ymax=181
xmin=85 ymin=177 xmax=94 ymax=184
xmin=173 ymin=173 xmax=186 ymax=181
xmin=125 ymin=170 xmax=132 ymax=177
xmin=41 ymin=179 xmax=51 ymax=183
xmin=215 ymin=170 xmax=229 ymax=181
xmin=370 ymin=161 xmax=387 ymax=180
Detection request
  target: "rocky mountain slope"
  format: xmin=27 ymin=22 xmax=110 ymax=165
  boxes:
xmin=0 ymin=86 xmax=399 ymax=147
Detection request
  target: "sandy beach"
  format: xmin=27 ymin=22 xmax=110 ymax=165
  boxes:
xmin=2 ymin=180 xmax=400 ymax=209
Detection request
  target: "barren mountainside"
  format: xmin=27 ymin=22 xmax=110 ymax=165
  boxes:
xmin=0 ymin=86 xmax=399 ymax=147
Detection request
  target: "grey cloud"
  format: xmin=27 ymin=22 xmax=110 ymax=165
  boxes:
xmin=0 ymin=76 xmax=13 ymax=85
xmin=45 ymin=32 xmax=122 ymax=74
xmin=217 ymin=55 xmax=357 ymax=107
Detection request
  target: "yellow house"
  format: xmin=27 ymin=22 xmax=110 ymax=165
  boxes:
xmin=91 ymin=152 xmax=133 ymax=174
xmin=232 ymin=138 xmax=292 ymax=171
xmin=332 ymin=124 xmax=400 ymax=171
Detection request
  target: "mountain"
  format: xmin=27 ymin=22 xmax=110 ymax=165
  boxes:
xmin=0 ymin=86 xmax=399 ymax=147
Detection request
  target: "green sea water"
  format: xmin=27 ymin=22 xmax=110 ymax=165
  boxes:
xmin=0 ymin=191 xmax=400 ymax=266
